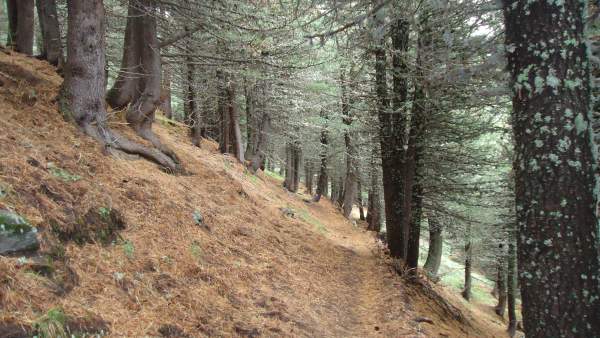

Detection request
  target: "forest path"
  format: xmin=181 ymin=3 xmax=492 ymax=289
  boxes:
xmin=291 ymin=195 xmax=506 ymax=337
xmin=293 ymin=199 xmax=422 ymax=337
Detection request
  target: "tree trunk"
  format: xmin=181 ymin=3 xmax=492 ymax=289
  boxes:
xmin=218 ymin=70 xmax=231 ymax=154
xmin=357 ymin=179 xmax=365 ymax=221
xmin=284 ymin=142 xmax=301 ymax=192
xmin=503 ymin=1 xmax=600 ymax=335
xmin=7 ymin=0 xmax=34 ymax=55
xmin=423 ymin=213 xmax=443 ymax=278
xmin=106 ymin=0 xmax=182 ymax=173
xmin=377 ymin=17 xmax=409 ymax=259
xmin=184 ymin=53 xmax=196 ymax=125
xmin=6 ymin=0 xmax=17 ymax=47
xmin=366 ymin=142 xmax=381 ymax=232
xmin=494 ymin=244 xmax=507 ymax=317
xmin=305 ymin=162 xmax=314 ymax=195
xmin=313 ymin=110 xmax=329 ymax=202
xmin=461 ymin=223 xmax=472 ymax=301
xmin=248 ymin=110 xmax=271 ymax=172
xmin=227 ymin=79 xmax=244 ymax=163
xmin=404 ymin=21 xmax=428 ymax=273
xmin=244 ymin=78 xmax=257 ymax=160
xmin=60 ymin=0 xmax=107 ymax=137
xmin=159 ymin=62 xmax=173 ymax=119
xmin=507 ymin=223 xmax=517 ymax=337
xmin=36 ymin=0 xmax=64 ymax=69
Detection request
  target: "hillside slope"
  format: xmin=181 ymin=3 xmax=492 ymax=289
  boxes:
xmin=0 ymin=50 xmax=506 ymax=337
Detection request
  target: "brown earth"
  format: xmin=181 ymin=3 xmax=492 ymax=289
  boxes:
xmin=0 ymin=49 xmax=509 ymax=337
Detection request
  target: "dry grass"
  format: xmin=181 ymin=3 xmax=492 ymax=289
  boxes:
xmin=0 ymin=50 xmax=508 ymax=337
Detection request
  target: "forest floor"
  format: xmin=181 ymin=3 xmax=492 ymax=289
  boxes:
xmin=0 ymin=49 xmax=513 ymax=337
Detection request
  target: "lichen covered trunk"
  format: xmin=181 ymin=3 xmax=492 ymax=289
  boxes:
xmin=503 ymin=0 xmax=600 ymax=335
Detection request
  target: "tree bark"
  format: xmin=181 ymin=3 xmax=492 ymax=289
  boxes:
xmin=423 ymin=213 xmax=443 ymax=278
xmin=340 ymin=69 xmax=358 ymax=219
xmin=284 ymin=142 xmax=301 ymax=192
xmin=313 ymin=110 xmax=329 ymax=202
xmin=462 ymin=223 xmax=472 ymax=301
xmin=357 ymin=179 xmax=365 ymax=221
xmin=6 ymin=0 xmax=17 ymax=47
xmin=507 ymin=223 xmax=517 ymax=337
xmin=36 ymin=0 xmax=64 ymax=69
xmin=404 ymin=21 xmax=428 ymax=273
xmin=503 ymin=1 xmax=600 ymax=335
xmin=227 ymin=79 xmax=244 ymax=163
xmin=7 ymin=0 xmax=34 ymax=55
xmin=377 ymin=17 xmax=409 ymax=259
xmin=305 ymin=161 xmax=314 ymax=195
xmin=159 ymin=62 xmax=173 ymax=119
xmin=494 ymin=244 xmax=507 ymax=317
xmin=366 ymin=140 xmax=381 ymax=232
xmin=244 ymin=78 xmax=257 ymax=160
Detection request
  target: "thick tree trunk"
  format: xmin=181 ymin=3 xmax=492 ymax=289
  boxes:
xmin=377 ymin=17 xmax=409 ymax=259
xmin=494 ymin=244 xmax=507 ymax=317
xmin=36 ymin=0 xmax=63 ymax=69
xmin=60 ymin=0 xmax=107 ymax=136
xmin=503 ymin=1 xmax=600 ymax=335
xmin=462 ymin=224 xmax=472 ymax=301
xmin=423 ymin=213 xmax=443 ymax=278
xmin=404 ymin=22 xmax=428 ymax=272
xmin=7 ymin=0 xmax=34 ymax=55
xmin=313 ymin=111 xmax=329 ymax=202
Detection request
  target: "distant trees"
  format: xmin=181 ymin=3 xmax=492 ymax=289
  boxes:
xmin=503 ymin=0 xmax=600 ymax=335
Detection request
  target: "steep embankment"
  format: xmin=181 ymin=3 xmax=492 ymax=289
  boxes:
xmin=0 ymin=49 xmax=505 ymax=337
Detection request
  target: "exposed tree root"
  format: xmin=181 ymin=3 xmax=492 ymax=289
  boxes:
xmin=82 ymin=124 xmax=183 ymax=174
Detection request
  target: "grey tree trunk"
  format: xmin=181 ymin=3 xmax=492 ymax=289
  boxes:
xmin=36 ymin=0 xmax=63 ymax=69
xmin=494 ymin=244 xmax=507 ymax=317
xmin=227 ymin=79 xmax=244 ymax=163
xmin=507 ymin=223 xmax=517 ymax=337
xmin=313 ymin=110 xmax=329 ymax=202
xmin=159 ymin=62 xmax=173 ymax=119
xmin=6 ymin=0 xmax=34 ymax=55
xmin=357 ymin=179 xmax=365 ymax=221
xmin=461 ymin=223 xmax=472 ymax=301
xmin=423 ymin=213 xmax=443 ymax=278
